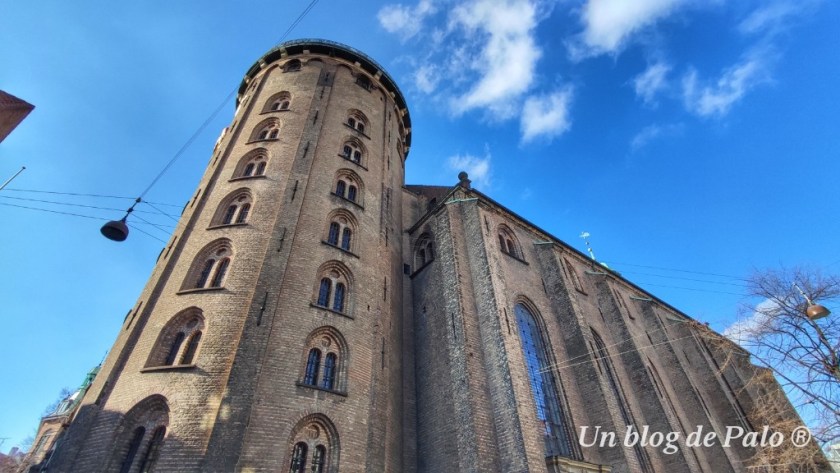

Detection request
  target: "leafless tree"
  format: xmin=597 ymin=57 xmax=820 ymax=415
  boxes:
xmin=695 ymin=267 xmax=839 ymax=472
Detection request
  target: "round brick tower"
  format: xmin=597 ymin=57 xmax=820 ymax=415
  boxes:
xmin=50 ymin=39 xmax=412 ymax=473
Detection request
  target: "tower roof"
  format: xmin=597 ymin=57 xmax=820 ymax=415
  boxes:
xmin=239 ymin=39 xmax=412 ymax=150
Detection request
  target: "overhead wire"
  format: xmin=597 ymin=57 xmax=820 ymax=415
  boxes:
xmin=125 ymin=0 xmax=323 ymax=204
xmin=0 ymin=195 xmax=179 ymax=218
xmin=3 ymin=188 xmax=180 ymax=208
xmin=127 ymin=224 xmax=168 ymax=244
xmin=602 ymin=260 xmax=745 ymax=281
xmin=142 ymin=201 xmax=180 ymax=224
xmin=0 ymin=202 xmax=170 ymax=244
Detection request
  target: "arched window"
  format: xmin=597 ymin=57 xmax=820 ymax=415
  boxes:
xmin=263 ymin=91 xmax=292 ymax=113
xmin=333 ymin=284 xmax=345 ymax=312
xmin=299 ymin=326 xmax=349 ymax=393
xmin=184 ymin=240 xmax=233 ymax=290
xmin=324 ymin=210 xmax=357 ymax=253
xmin=147 ymin=308 xmax=205 ymax=368
xmin=213 ymin=190 xmax=253 ymax=227
xmin=233 ymin=149 xmax=268 ymax=179
xmin=311 ymin=445 xmax=326 ymax=473
xmin=137 ymin=426 xmax=166 ymax=473
xmin=346 ymin=110 xmax=369 ymax=134
xmin=341 ymin=228 xmax=351 ymax=251
xmin=108 ymin=395 xmax=169 ymax=473
xmin=591 ymin=329 xmax=653 ymax=471
xmin=285 ymin=415 xmax=339 ymax=473
xmin=333 ymin=169 xmax=363 ymax=205
xmin=498 ymin=224 xmax=522 ymax=259
xmin=323 ymin=353 xmax=337 ymax=390
xmin=284 ymin=59 xmax=301 ymax=72
xmin=290 ymin=442 xmax=307 ymax=472
xmin=563 ymin=258 xmax=585 ymax=293
xmin=415 ymin=233 xmax=435 ymax=268
xmin=252 ymin=119 xmax=280 ymax=141
xmin=304 ymin=349 xmax=322 ymax=385
xmin=318 ymin=279 xmax=331 ymax=307
xmin=313 ymin=262 xmax=352 ymax=315
xmin=515 ymin=302 xmax=577 ymax=458
xmin=164 ymin=332 xmax=185 ymax=366
xmin=341 ymin=141 xmax=363 ymax=164
xmin=120 ymin=427 xmax=145 ymax=473
xmin=181 ymin=331 xmax=202 ymax=365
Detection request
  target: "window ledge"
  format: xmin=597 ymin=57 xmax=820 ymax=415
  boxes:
xmin=502 ymin=251 xmax=529 ymax=265
xmin=207 ymin=222 xmax=248 ymax=231
xmin=177 ymin=287 xmax=226 ymax=295
xmin=295 ymin=381 xmax=348 ymax=397
xmin=410 ymin=259 xmax=434 ymax=278
xmin=309 ymin=303 xmax=354 ymax=320
xmin=228 ymin=175 xmax=267 ymax=183
xmin=321 ymin=241 xmax=359 ymax=258
xmin=330 ymin=192 xmax=364 ymax=210
xmin=337 ymin=155 xmax=368 ymax=171
xmin=344 ymin=123 xmax=370 ymax=139
xmin=261 ymin=108 xmax=291 ymax=115
xmin=141 ymin=364 xmax=197 ymax=373
xmin=245 ymin=138 xmax=279 ymax=145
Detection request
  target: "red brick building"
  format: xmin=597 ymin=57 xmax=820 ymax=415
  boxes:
xmin=45 ymin=39 xmax=815 ymax=473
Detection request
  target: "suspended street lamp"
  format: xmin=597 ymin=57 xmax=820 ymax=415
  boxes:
xmin=793 ymin=282 xmax=831 ymax=321
xmin=101 ymin=197 xmax=140 ymax=242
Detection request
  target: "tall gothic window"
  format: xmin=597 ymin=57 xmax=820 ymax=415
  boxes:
xmin=515 ymin=303 xmax=576 ymax=458
xmin=591 ymin=329 xmax=653 ymax=472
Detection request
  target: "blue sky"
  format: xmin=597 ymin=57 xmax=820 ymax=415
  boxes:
xmin=1 ymin=0 xmax=838 ymax=451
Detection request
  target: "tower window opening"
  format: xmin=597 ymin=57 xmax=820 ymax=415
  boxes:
xmin=264 ymin=91 xmax=292 ymax=113
xmin=254 ymin=121 xmax=280 ymax=141
xmin=313 ymin=263 xmax=351 ymax=315
xmin=299 ymin=327 xmax=348 ymax=393
xmin=284 ymin=59 xmax=301 ymax=72
xmin=333 ymin=171 xmax=363 ymax=205
xmin=235 ymin=151 xmax=268 ymax=179
xmin=324 ymin=212 xmax=356 ymax=253
xmin=148 ymin=311 xmax=205 ymax=368
xmin=341 ymin=142 xmax=363 ymax=164
xmin=213 ymin=191 xmax=253 ymax=227
xmin=346 ymin=110 xmax=369 ymax=134
xmin=185 ymin=240 xmax=233 ymax=290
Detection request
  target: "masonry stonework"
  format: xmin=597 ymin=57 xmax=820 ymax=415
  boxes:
xmin=44 ymin=39 xmax=813 ymax=473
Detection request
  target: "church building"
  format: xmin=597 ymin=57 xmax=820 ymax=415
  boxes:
xmin=42 ymin=39 xmax=807 ymax=473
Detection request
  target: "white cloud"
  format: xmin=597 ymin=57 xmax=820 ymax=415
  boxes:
xmin=447 ymin=150 xmax=492 ymax=188
xmin=739 ymin=1 xmax=800 ymax=35
xmin=377 ymin=0 xmax=436 ymax=41
xmin=630 ymin=122 xmax=683 ymax=150
xmin=450 ymin=0 xmax=542 ymax=116
xmin=381 ymin=0 xmax=572 ymax=144
xmin=520 ymin=87 xmax=573 ymax=143
xmin=633 ymin=62 xmax=671 ymax=104
xmin=575 ymin=0 xmax=685 ymax=56
xmin=723 ymin=299 xmax=779 ymax=345
xmin=414 ymin=64 xmax=440 ymax=93
xmin=682 ymin=56 xmax=768 ymax=117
